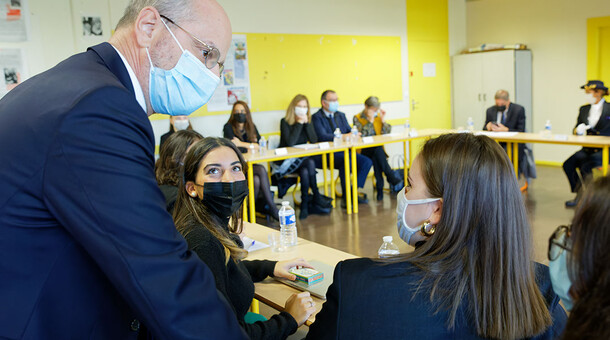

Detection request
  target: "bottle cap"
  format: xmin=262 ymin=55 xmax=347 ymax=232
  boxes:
xmin=383 ymin=236 xmax=393 ymax=242
xmin=281 ymin=201 xmax=290 ymax=206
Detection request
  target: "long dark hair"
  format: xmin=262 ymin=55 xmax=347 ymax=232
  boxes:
xmin=155 ymin=130 xmax=203 ymax=186
xmin=395 ymin=133 xmax=551 ymax=339
xmin=173 ymin=137 xmax=248 ymax=261
xmin=562 ymin=176 xmax=610 ymax=339
xmin=228 ymin=100 xmax=257 ymax=143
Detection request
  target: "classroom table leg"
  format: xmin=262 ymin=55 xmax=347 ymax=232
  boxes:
xmin=351 ymin=148 xmax=358 ymax=214
xmin=248 ymin=162 xmax=256 ymax=223
xmin=403 ymin=141 xmax=408 ymax=183
xmin=267 ymin=162 xmax=272 ymax=184
xmin=603 ymin=146 xmax=609 ymax=176
xmin=409 ymin=140 xmax=414 ymax=167
xmin=250 ymin=299 xmax=260 ymax=314
xmin=344 ymin=149 xmax=352 ymax=214
xmin=329 ymin=153 xmax=336 ymax=208
xmin=513 ymin=143 xmax=519 ymax=178
xmin=243 ymin=199 xmax=248 ymax=223
xmin=322 ymin=154 xmax=328 ymax=197
xmin=506 ymin=142 xmax=512 ymax=163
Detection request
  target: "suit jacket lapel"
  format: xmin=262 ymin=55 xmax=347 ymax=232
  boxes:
xmin=87 ymin=42 xmax=135 ymax=95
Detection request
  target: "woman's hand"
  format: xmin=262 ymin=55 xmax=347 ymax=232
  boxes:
xmin=284 ymin=291 xmax=316 ymax=326
xmin=378 ymin=109 xmax=386 ymax=122
xmin=296 ymin=115 xmax=308 ymax=124
xmin=273 ymin=258 xmax=313 ymax=280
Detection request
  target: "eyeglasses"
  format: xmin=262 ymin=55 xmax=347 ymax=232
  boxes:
xmin=548 ymin=225 xmax=572 ymax=261
xmin=160 ymin=15 xmax=224 ymax=74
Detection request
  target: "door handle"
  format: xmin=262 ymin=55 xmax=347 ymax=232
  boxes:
xmin=483 ymin=94 xmax=487 ymax=101
xmin=411 ymin=99 xmax=419 ymax=111
xmin=478 ymin=93 xmax=481 ymax=101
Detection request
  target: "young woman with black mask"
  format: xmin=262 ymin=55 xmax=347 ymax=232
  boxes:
xmin=224 ymin=101 xmax=279 ymax=220
xmin=173 ymin=137 xmax=316 ymax=339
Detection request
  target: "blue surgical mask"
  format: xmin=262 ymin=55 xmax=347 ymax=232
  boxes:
xmin=549 ymin=248 xmax=574 ymax=311
xmin=147 ymin=20 xmax=220 ymax=116
xmin=395 ymin=187 xmax=440 ymax=245
xmin=327 ymin=100 xmax=339 ymax=113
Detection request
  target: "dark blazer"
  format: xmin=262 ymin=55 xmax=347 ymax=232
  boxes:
xmin=574 ymin=101 xmax=610 ymax=136
xmin=0 ymin=43 xmax=245 ymax=340
xmin=312 ymin=109 xmax=352 ymax=142
xmin=307 ymin=258 xmax=567 ymax=340
xmin=279 ymin=118 xmax=318 ymax=147
xmin=483 ymin=102 xmax=526 ymax=132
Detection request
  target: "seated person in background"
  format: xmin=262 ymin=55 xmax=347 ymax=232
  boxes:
xmin=483 ymin=89 xmax=525 ymax=133
xmin=307 ymin=133 xmax=566 ymax=340
xmin=548 ymin=176 xmax=610 ymax=339
xmin=160 ymin=115 xmax=193 ymax=149
xmin=155 ymin=130 xmax=203 ymax=214
xmin=563 ymin=80 xmax=610 ymax=207
xmin=483 ymin=90 xmax=526 ymax=172
xmin=353 ymin=96 xmax=403 ymax=201
xmin=311 ymin=89 xmax=373 ymax=208
xmin=174 ymin=137 xmax=316 ymax=339
xmin=224 ymin=101 xmax=279 ymax=220
xmin=277 ymin=94 xmax=332 ymax=219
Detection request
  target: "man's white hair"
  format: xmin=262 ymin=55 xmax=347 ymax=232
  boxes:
xmin=116 ymin=0 xmax=193 ymax=29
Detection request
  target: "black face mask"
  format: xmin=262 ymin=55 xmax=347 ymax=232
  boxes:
xmin=496 ymin=105 xmax=506 ymax=112
xmin=199 ymin=180 xmax=248 ymax=221
xmin=235 ymin=113 xmax=246 ymax=123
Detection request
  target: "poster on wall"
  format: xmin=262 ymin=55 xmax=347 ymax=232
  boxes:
xmin=0 ymin=0 xmax=28 ymax=42
xmin=0 ymin=48 xmax=24 ymax=99
xmin=207 ymin=34 xmax=251 ymax=112
xmin=70 ymin=0 xmax=111 ymax=52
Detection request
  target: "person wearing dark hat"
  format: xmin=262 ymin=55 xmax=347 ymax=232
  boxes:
xmin=563 ymin=80 xmax=610 ymax=207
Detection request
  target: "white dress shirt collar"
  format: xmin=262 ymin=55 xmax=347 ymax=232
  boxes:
xmin=589 ymin=98 xmax=605 ymax=127
xmin=323 ymin=108 xmax=334 ymax=118
xmin=111 ymin=46 xmax=146 ymax=113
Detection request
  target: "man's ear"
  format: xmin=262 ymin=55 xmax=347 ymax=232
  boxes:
xmin=429 ymin=199 xmax=443 ymax=225
xmin=134 ymin=6 xmax=162 ymax=48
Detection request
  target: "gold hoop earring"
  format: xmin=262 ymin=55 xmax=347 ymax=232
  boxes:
xmin=421 ymin=220 xmax=436 ymax=237
xmin=190 ymin=192 xmax=197 ymax=197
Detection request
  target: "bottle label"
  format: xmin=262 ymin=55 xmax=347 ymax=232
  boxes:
xmin=281 ymin=213 xmax=296 ymax=225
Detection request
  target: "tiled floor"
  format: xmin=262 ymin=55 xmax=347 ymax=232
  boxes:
xmin=255 ymin=165 xmax=578 ymax=338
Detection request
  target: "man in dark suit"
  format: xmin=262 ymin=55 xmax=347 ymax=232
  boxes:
xmin=0 ymin=1 xmax=247 ymax=339
xmin=312 ymin=90 xmax=373 ymax=208
xmin=483 ymin=90 xmax=526 ymax=133
xmin=483 ymin=90 xmax=526 ymax=177
xmin=563 ymin=80 xmax=610 ymax=207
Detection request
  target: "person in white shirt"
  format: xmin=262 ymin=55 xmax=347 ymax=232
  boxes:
xmin=563 ymin=80 xmax=610 ymax=207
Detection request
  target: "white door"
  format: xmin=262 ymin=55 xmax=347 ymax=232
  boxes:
xmin=481 ymin=50 xmax=516 ymax=116
xmin=452 ymin=53 xmax=484 ymax=129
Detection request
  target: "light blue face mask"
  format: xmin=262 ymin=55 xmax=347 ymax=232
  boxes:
xmin=146 ymin=20 xmax=220 ymax=116
xmin=327 ymin=100 xmax=339 ymax=113
xmin=549 ymin=247 xmax=574 ymax=311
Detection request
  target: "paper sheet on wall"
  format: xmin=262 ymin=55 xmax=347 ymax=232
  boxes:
xmin=0 ymin=0 xmax=28 ymax=42
xmin=207 ymin=34 xmax=251 ymax=111
xmin=0 ymin=48 xmax=24 ymax=99
xmin=70 ymin=0 xmax=111 ymax=52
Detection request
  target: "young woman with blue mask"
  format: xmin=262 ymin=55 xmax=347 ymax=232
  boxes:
xmin=307 ymin=133 xmax=566 ymax=340
xmin=548 ymin=176 xmax=610 ymax=339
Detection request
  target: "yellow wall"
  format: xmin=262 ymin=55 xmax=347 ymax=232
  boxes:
xmin=587 ymin=16 xmax=610 ymax=82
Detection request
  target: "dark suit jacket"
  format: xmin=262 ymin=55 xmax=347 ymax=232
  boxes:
xmin=574 ymin=101 xmax=610 ymax=136
xmin=0 ymin=43 xmax=246 ymax=340
xmin=483 ymin=102 xmax=526 ymax=132
xmin=312 ymin=109 xmax=352 ymax=142
xmin=307 ymin=258 xmax=567 ymax=340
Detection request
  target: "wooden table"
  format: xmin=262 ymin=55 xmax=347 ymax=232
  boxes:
xmin=243 ymin=222 xmax=358 ymax=326
xmin=242 ymin=142 xmax=353 ymax=221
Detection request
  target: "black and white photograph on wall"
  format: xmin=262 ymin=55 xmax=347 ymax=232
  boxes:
xmin=10 ymin=0 xmax=21 ymax=7
xmin=82 ymin=16 xmax=102 ymax=36
xmin=4 ymin=68 xmax=18 ymax=85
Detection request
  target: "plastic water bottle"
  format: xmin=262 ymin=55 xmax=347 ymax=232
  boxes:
xmin=259 ymin=136 xmax=267 ymax=154
xmin=545 ymin=120 xmax=552 ymax=135
xmin=333 ymin=128 xmax=342 ymax=146
xmin=279 ymin=201 xmax=297 ymax=247
xmin=378 ymin=236 xmax=400 ymax=258
xmin=351 ymin=126 xmax=359 ymax=143
xmin=467 ymin=117 xmax=474 ymax=132
xmin=404 ymin=118 xmax=411 ymax=135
